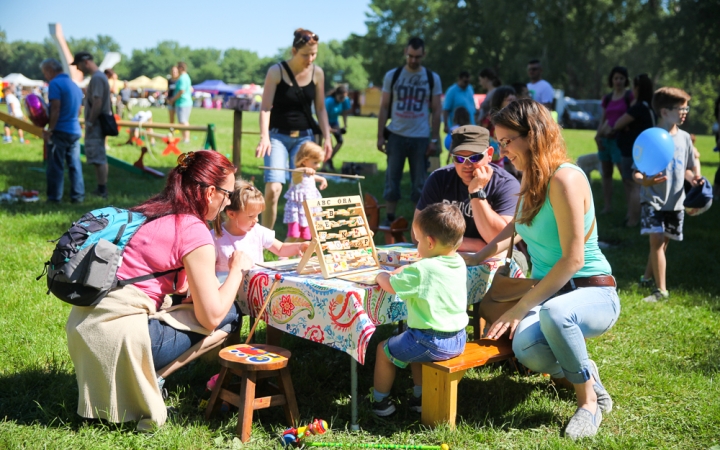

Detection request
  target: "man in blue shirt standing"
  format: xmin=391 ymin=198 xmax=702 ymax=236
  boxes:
xmin=442 ymin=71 xmax=476 ymax=134
xmin=41 ymin=58 xmax=85 ymax=203
xmin=324 ymin=85 xmax=351 ymax=172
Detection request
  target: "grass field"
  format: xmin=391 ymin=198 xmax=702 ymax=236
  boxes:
xmin=0 ymin=107 xmax=719 ymax=449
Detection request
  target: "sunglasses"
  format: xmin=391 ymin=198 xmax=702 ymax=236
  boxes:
xmin=293 ymin=33 xmax=319 ymax=47
xmin=452 ymin=153 xmax=486 ymax=164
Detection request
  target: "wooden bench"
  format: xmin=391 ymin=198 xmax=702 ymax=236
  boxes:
xmin=363 ymin=193 xmax=409 ymax=244
xmin=421 ymin=337 xmax=514 ymax=428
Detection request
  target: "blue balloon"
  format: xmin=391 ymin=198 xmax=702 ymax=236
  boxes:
xmin=444 ymin=133 xmax=452 ymax=151
xmin=632 ymin=128 xmax=674 ymax=175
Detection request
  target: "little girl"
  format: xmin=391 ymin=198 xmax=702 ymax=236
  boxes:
xmin=283 ymin=142 xmax=328 ymax=242
xmin=213 ymin=180 xmax=309 ymax=280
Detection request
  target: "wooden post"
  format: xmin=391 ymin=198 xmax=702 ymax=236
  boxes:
xmin=233 ymin=109 xmax=243 ymax=173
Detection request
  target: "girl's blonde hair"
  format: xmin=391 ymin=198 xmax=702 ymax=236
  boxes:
xmin=491 ymin=98 xmax=570 ymax=225
xmin=214 ymin=180 xmax=264 ymax=236
xmin=294 ymin=141 xmax=325 ymax=167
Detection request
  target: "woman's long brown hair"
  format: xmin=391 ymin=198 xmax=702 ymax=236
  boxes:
xmin=491 ymin=99 xmax=570 ymax=225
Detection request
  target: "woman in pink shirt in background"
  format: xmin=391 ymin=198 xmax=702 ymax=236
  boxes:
xmin=595 ymin=66 xmax=633 ymax=215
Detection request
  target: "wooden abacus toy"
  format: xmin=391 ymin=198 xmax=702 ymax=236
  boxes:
xmin=295 ymin=195 xmax=380 ymax=279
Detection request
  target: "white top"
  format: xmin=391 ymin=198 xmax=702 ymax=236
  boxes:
xmin=212 ymin=224 xmax=276 ymax=273
xmin=5 ymin=94 xmax=24 ymax=118
xmin=527 ymin=79 xmax=554 ymax=104
xmin=132 ymin=110 xmax=153 ymax=123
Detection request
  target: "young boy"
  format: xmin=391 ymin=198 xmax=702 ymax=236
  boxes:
xmin=634 ymin=87 xmax=703 ymax=302
xmin=3 ymin=86 xmax=26 ymax=144
xmin=371 ymin=203 xmax=468 ymax=416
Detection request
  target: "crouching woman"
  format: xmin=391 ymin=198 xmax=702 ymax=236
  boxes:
xmin=66 ymin=151 xmax=251 ymax=430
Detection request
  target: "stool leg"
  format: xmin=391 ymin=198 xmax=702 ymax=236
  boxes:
xmin=470 ymin=303 xmax=481 ymax=339
xmin=278 ymin=367 xmax=300 ymax=426
xmin=205 ymin=366 xmax=229 ymax=420
xmin=237 ymin=371 xmax=257 ymax=442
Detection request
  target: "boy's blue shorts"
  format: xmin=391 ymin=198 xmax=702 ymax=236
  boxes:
xmin=384 ymin=327 xmax=466 ymax=369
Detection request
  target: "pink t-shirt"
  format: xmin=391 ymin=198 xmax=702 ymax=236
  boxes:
xmin=117 ymin=214 xmax=213 ymax=308
xmin=212 ymin=224 xmax=276 ymax=272
xmin=602 ymin=91 xmax=634 ymax=127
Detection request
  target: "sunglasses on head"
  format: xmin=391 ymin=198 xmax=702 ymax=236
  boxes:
xmin=452 ymin=153 xmax=486 ymax=164
xmin=293 ymin=33 xmax=319 ymax=47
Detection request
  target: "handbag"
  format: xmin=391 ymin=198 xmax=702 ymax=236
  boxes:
xmin=98 ymin=112 xmax=119 ymax=137
xmin=478 ymin=200 xmax=596 ymax=325
xmin=280 ymin=61 xmax=322 ymax=141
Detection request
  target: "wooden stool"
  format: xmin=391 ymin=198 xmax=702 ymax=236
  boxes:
xmin=205 ymin=343 xmax=299 ymax=442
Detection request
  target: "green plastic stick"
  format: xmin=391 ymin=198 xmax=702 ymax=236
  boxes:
xmin=305 ymin=443 xmax=448 ymax=449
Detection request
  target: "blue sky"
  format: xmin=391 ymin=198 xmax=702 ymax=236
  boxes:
xmin=3 ymin=0 xmax=372 ymax=57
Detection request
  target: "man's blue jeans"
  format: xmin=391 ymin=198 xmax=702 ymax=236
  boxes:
xmin=511 ymin=286 xmax=620 ymax=384
xmin=383 ymin=133 xmax=429 ymax=204
xmin=46 ymin=130 xmax=85 ymax=202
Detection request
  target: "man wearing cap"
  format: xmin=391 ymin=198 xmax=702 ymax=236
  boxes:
xmin=72 ymin=51 xmax=111 ymax=199
xmin=415 ymin=125 xmax=522 ymax=258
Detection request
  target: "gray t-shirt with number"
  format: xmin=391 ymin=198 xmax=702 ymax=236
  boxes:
xmin=382 ymin=67 xmax=442 ymax=138
xmin=637 ymin=128 xmax=695 ymax=211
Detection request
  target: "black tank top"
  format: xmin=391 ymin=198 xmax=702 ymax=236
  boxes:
xmin=269 ymin=64 xmax=315 ymax=130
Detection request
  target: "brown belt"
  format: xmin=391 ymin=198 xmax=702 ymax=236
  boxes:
xmin=559 ymin=275 xmax=616 ymax=292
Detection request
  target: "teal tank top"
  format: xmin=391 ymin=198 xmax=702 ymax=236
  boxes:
xmin=514 ymin=163 xmax=612 ymax=279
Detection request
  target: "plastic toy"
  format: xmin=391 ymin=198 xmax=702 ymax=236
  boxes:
xmin=632 ymin=127 xmax=674 ymax=175
xmin=24 ymin=94 xmax=49 ymax=127
xmin=281 ymin=418 xmax=329 ymax=447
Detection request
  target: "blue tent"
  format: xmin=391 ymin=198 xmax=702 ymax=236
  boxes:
xmin=192 ymin=80 xmax=236 ymax=95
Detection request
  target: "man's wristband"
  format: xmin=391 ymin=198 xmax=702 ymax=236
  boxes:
xmin=430 ymin=138 xmax=438 ymax=143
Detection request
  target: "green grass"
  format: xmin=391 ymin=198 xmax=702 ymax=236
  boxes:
xmin=1 ymin=108 xmax=719 ymax=449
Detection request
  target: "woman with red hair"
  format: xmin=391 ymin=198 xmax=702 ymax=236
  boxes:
xmin=464 ymin=99 xmax=620 ymax=439
xmin=66 ymin=150 xmax=251 ymax=430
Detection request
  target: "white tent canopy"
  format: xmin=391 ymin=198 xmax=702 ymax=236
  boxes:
xmin=2 ymin=73 xmax=45 ymax=87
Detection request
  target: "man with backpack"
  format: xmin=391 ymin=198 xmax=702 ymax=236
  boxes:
xmin=376 ymin=37 xmax=442 ymax=224
xmin=72 ymin=51 xmax=111 ymax=199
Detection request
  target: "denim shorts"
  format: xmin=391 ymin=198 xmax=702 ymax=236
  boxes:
xmin=148 ymin=302 xmax=241 ymax=370
xmin=264 ymin=128 xmax=314 ymax=183
xmin=384 ymin=327 xmax=466 ymax=369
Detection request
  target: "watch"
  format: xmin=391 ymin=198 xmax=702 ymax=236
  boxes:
xmin=430 ymin=138 xmax=438 ymax=143
xmin=469 ymin=188 xmax=487 ymax=200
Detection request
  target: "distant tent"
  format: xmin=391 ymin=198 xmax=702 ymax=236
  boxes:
xmin=150 ymin=76 xmax=168 ymax=91
xmin=2 ymin=73 xmax=45 ymax=88
xmin=127 ymin=76 xmax=154 ymax=90
xmin=192 ymin=80 xmax=236 ymax=95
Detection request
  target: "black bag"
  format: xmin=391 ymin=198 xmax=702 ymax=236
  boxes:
xmin=383 ymin=66 xmax=436 ymax=141
xmin=280 ymin=61 xmax=322 ymax=139
xmin=98 ymin=112 xmax=119 ymax=137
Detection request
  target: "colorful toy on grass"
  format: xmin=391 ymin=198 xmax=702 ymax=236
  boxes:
xmin=281 ymin=419 xmax=329 ymax=447
xmin=24 ymin=94 xmax=48 ymax=128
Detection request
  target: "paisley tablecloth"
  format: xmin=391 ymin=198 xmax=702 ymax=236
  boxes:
xmin=238 ymin=258 xmax=523 ymax=365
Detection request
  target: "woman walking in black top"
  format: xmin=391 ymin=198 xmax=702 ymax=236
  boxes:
xmin=256 ymin=28 xmax=333 ymax=229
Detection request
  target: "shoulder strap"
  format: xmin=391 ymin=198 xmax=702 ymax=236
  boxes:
xmin=280 ymin=61 xmax=320 ymax=134
xmin=387 ymin=66 xmax=403 ymax=118
xmin=624 ymin=90 xmax=632 ymax=109
xmin=425 ymin=67 xmax=435 ymax=97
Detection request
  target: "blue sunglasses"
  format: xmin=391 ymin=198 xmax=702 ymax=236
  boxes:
xmin=452 ymin=153 xmax=486 ymax=164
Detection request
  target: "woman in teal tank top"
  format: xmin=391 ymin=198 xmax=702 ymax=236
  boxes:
xmin=464 ymin=99 xmax=620 ymax=439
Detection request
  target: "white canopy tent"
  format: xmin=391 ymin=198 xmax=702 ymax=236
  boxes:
xmin=2 ymin=73 xmax=45 ymax=87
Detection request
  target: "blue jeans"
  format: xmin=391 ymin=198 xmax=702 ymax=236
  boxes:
xmin=512 ymin=286 xmax=620 ymax=384
xmin=383 ymin=133 xmax=429 ymax=203
xmin=264 ymin=129 xmax=313 ymax=183
xmin=385 ymin=327 xmax=466 ymax=369
xmin=46 ymin=130 xmax=85 ymax=202
xmin=148 ymin=302 xmax=241 ymax=370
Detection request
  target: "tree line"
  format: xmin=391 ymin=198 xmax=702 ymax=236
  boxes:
xmin=0 ymin=0 xmax=717 ymax=132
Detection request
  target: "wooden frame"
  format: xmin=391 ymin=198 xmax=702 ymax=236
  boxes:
xmin=296 ymin=195 xmax=380 ymax=279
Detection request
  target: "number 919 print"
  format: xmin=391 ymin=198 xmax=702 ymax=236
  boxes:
xmin=395 ymin=86 xmax=427 ymax=112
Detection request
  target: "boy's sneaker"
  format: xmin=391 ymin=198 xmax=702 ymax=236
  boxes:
xmin=643 ymin=289 xmax=669 ymax=303
xmin=639 ymin=276 xmax=654 ymax=288
xmin=371 ymin=396 xmax=396 ymax=417
xmin=408 ymin=395 xmax=422 ymax=413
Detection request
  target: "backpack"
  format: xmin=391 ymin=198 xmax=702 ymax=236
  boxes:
xmin=38 ymin=206 xmax=181 ymax=307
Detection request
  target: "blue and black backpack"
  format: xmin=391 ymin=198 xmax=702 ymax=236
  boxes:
xmin=38 ymin=206 xmax=181 ymax=307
